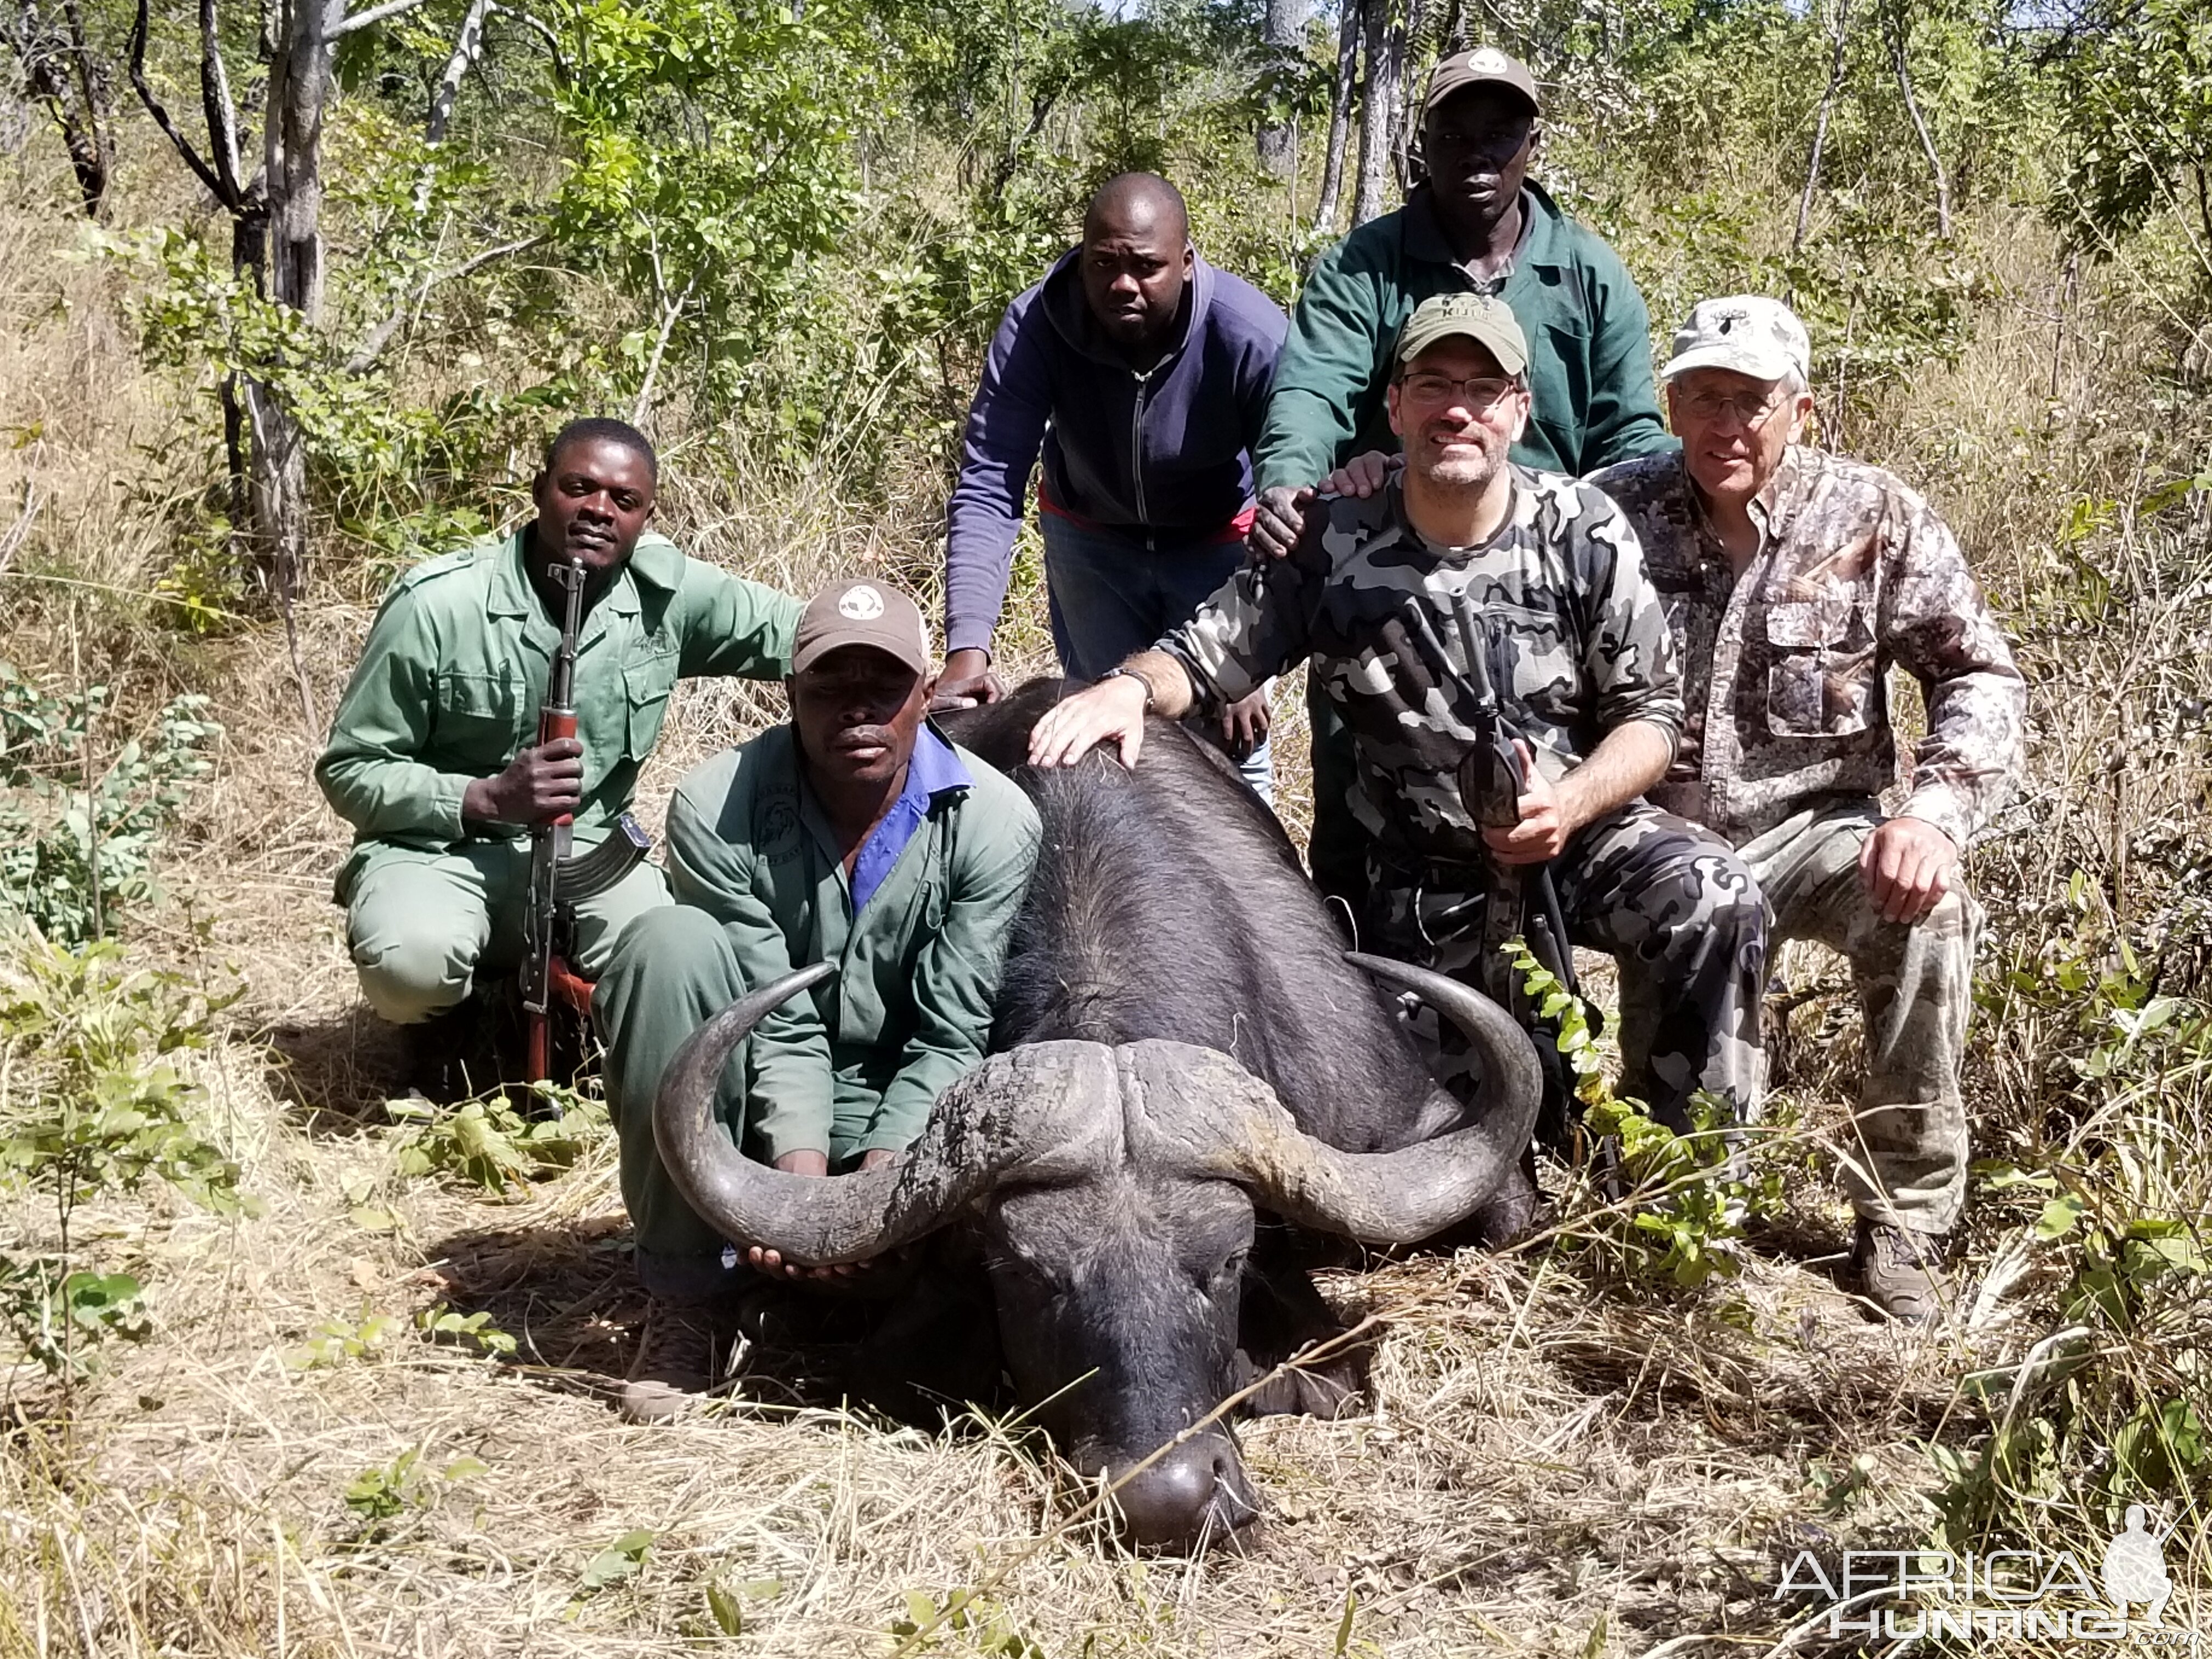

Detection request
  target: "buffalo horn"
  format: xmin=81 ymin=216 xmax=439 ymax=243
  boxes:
xmin=651 ymin=967 xmax=1090 ymax=1267
xmin=1206 ymin=953 xmax=1541 ymax=1244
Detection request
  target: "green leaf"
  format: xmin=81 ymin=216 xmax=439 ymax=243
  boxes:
xmin=579 ymin=1528 xmax=654 ymax=1590
xmin=706 ymin=1581 xmax=743 ymax=1636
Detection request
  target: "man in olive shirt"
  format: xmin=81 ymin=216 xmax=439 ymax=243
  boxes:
xmin=317 ymin=419 xmax=800 ymax=1088
xmin=595 ymin=578 xmax=1040 ymax=1419
xmin=1248 ymin=47 xmax=1675 ymax=905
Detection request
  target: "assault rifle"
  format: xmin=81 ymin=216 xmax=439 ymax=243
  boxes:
xmin=520 ymin=557 xmax=651 ymax=1081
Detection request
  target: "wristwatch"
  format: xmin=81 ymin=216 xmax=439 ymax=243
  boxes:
xmin=1097 ymin=664 xmax=1156 ymax=713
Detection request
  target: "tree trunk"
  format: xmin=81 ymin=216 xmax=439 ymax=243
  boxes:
xmin=253 ymin=0 xmax=345 ymax=594
xmin=1256 ymin=0 xmax=1304 ymax=176
xmin=1390 ymin=0 xmax=1427 ymax=192
xmin=1350 ymin=0 xmax=1402 ymax=228
xmin=9 ymin=0 xmax=115 ymax=215
xmin=1883 ymin=0 xmax=1951 ymax=239
xmin=1313 ymin=0 xmax=1359 ymax=234
xmin=1793 ymin=0 xmax=1850 ymax=252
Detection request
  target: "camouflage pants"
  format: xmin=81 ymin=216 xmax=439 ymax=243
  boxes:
xmin=1365 ymin=802 xmax=1768 ymax=1132
xmin=1690 ymin=802 xmax=1974 ymax=1235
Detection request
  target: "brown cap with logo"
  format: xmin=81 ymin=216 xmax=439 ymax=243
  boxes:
xmin=791 ymin=578 xmax=933 ymax=676
xmin=1421 ymin=46 xmax=1542 ymax=120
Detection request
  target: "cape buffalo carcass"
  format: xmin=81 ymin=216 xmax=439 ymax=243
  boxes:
xmin=652 ymin=680 xmax=1540 ymax=1550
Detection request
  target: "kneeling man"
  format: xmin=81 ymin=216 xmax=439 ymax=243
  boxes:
xmin=1592 ymin=297 xmax=2025 ymax=1321
xmin=317 ymin=418 xmax=799 ymax=1093
xmin=1032 ymin=293 xmax=1766 ymax=1143
xmin=596 ymin=578 xmax=1040 ymax=1418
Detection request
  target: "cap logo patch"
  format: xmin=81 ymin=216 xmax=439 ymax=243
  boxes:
xmin=1470 ymin=48 xmax=1509 ymax=70
xmin=838 ymin=585 xmax=885 ymax=620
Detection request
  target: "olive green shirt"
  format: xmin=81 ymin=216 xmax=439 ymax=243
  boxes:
xmin=317 ymin=528 xmax=800 ymax=895
xmin=665 ymin=725 xmax=1041 ymax=1161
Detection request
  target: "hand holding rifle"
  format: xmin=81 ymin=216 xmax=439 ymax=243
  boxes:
xmin=463 ymin=738 xmax=583 ymax=826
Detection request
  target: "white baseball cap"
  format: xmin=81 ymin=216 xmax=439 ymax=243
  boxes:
xmin=1661 ymin=296 xmax=1811 ymax=384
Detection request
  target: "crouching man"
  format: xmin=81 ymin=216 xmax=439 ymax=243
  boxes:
xmin=316 ymin=419 xmax=800 ymax=1096
xmin=595 ymin=579 xmax=1041 ymax=1419
xmin=1592 ymin=297 xmax=2025 ymax=1321
xmin=1030 ymin=292 xmax=1767 ymax=1165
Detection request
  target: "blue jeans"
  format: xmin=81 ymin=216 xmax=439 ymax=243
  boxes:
xmin=1040 ymin=512 xmax=1273 ymax=801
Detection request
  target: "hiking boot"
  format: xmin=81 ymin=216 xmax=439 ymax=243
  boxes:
xmin=403 ymin=997 xmax=491 ymax=1103
xmin=1851 ymin=1219 xmax=1949 ymax=1324
xmin=618 ymin=1302 xmax=725 ymax=1423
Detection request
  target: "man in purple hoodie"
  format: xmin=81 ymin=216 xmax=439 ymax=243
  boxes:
xmin=936 ymin=173 xmax=1288 ymax=794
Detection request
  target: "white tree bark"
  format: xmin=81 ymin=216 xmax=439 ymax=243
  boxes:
xmin=1313 ymin=0 xmax=1361 ymax=234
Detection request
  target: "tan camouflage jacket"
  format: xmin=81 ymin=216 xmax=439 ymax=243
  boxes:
xmin=1163 ymin=469 xmax=1683 ymax=868
xmin=1588 ymin=445 xmax=2025 ymax=848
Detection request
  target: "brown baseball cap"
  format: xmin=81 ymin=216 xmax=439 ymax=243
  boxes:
xmin=1421 ymin=47 xmax=1542 ymax=119
xmin=791 ymin=578 xmax=933 ymax=676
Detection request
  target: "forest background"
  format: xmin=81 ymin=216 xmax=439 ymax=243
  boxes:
xmin=2 ymin=0 xmax=2210 ymax=1652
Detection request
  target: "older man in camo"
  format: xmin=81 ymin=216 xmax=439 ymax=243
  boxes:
xmin=1591 ymin=296 xmax=2025 ymax=1323
xmin=1030 ymin=292 xmax=1768 ymax=1194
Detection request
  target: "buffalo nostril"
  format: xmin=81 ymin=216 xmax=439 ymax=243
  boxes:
xmin=1104 ymin=1437 xmax=1258 ymax=1551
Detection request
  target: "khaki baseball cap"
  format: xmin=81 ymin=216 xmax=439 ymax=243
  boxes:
xmin=1661 ymin=296 xmax=1811 ymax=383
xmin=1422 ymin=47 xmax=1542 ymax=119
xmin=791 ymin=578 xmax=933 ymax=676
xmin=1394 ymin=291 xmax=1530 ymax=379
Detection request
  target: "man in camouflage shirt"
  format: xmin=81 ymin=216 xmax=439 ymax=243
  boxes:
xmin=1592 ymin=296 xmax=2026 ymax=1322
xmin=1031 ymin=293 xmax=1768 ymax=1144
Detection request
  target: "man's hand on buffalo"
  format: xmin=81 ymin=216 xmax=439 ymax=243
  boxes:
xmin=461 ymin=737 xmax=584 ymax=826
xmin=746 ymin=1147 xmax=902 ymax=1280
xmin=1859 ymin=815 xmax=1958 ymax=924
xmin=932 ymin=648 xmax=1006 ymax=712
xmin=1028 ymin=651 xmax=1196 ymax=771
xmin=1249 ymin=454 xmax=1400 ymax=562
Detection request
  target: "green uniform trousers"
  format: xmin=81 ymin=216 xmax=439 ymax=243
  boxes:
xmin=594 ymin=905 xmax=885 ymax=1266
xmin=345 ymin=838 xmax=670 ymax=1025
xmin=1619 ymin=801 xmax=1977 ymax=1235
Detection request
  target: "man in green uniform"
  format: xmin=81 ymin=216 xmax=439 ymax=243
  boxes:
xmin=594 ymin=578 xmax=1040 ymax=1419
xmin=1247 ymin=47 xmax=1677 ymax=905
xmin=317 ymin=419 xmax=800 ymax=1091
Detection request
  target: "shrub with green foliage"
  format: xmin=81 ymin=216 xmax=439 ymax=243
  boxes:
xmin=0 ymin=664 xmax=221 ymax=944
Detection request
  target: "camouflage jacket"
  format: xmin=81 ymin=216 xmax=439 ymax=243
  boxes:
xmin=1162 ymin=469 xmax=1682 ymax=868
xmin=1588 ymin=445 xmax=2025 ymax=848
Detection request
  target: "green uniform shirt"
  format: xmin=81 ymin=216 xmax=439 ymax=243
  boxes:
xmin=665 ymin=725 xmax=1041 ymax=1161
xmin=316 ymin=528 xmax=800 ymax=894
xmin=1254 ymin=182 xmax=1675 ymax=493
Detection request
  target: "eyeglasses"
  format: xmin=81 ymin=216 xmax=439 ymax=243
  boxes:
xmin=1397 ymin=373 xmax=1522 ymax=409
xmin=1679 ymin=388 xmax=1788 ymax=426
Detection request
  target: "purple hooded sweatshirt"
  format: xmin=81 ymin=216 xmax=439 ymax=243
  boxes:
xmin=942 ymin=247 xmax=1288 ymax=657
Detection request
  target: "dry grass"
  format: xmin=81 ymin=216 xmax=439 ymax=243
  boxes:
xmin=4 ymin=127 xmax=2211 ymax=1658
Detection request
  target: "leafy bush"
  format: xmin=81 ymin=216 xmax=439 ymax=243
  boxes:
xmin=1513 ymin=943 xmax=1789 ymax=1291
xmin=386 ymin=1087 xmax=607 ymax=1195
xmin=0 ymin=667 xmax=222 ymax=945
xmin=0 ymin=1257 xmax=150 ymax=1378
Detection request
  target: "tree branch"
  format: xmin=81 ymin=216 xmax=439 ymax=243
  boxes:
xmin=424 ymin=0 xmax=493 ymax=143
xmin=128 ymin=0 xmax=230 ymax=205
xmin=199 ymin=0 xmax=245 ymax=202
xmin=344 ymin=232 xmax=543 ymax=371
xmin=488 ymin=3 xmax=565 ymax=82
xmin=329 ymin=0 xmax=433 ymax=40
